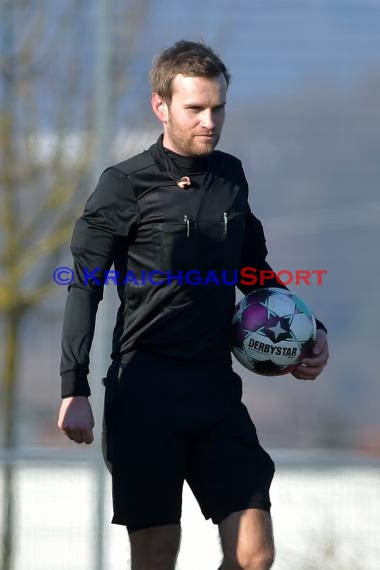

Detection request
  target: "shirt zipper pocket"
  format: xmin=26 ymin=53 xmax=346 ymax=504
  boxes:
xmin=184 ymin=214 xmax=190 ymax=237
xmin=223 ymin=212 xmax=228 ymax=237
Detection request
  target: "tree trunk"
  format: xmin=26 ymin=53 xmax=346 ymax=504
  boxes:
xmin=1 ymin=312 xmax=21 ymax=570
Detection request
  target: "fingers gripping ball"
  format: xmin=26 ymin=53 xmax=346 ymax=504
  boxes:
xmin=232 ymin=288 xmax=316 ymax=376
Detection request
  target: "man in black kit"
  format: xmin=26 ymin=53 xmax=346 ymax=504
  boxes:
xmin=58 ymin=40 xmax=329 ymax=570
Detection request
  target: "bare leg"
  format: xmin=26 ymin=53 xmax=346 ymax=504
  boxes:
xmin=218 ymin=509 xmax=274 ymax=570
xmin=129 ymin=524 xmax=181 ymax=570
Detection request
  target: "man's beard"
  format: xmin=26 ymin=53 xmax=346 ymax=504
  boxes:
xmin=166 ymin=116 xmax=220 ymax=157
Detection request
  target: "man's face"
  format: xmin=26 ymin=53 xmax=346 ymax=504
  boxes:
xmin=161 ymin=74 xmax=227 ymax=157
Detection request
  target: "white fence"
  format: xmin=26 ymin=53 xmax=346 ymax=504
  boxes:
xmin=1 ymin=449 xmax=380 ymax=570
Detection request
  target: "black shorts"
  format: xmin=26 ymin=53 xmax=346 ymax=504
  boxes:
xmin=102 ymin=351 xmax=275 ymax=533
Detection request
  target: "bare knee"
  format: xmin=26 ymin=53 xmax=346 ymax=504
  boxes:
xmin=129 ymin=524 xmax=181 ymax=570
xmin=222 ymin=545 xmax=275 ymax=570
xmin=245 ymin=547 xmax=275 ymax=570
xmin=219 ymin=509 xmax=275 ymax=570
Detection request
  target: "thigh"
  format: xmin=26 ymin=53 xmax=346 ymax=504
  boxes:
xmin=110 ymin=429 xmax=186 ymax=531
xmin=186 ymin=402 xmax=275 ymax=525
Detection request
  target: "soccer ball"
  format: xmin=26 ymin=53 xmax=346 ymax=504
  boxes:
xmin=231 ymin=287 xmax=316 ymax=376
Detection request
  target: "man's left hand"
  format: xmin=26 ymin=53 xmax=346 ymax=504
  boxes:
xmin=292 ymin=329 xmax=329 ymax=381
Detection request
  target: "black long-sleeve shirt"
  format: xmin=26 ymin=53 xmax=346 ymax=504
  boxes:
xmin=60 ymin=135 xmax=325 ymax=397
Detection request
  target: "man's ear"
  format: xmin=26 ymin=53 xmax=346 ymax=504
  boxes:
xmin=151 ymin=92 xmax=169 ymax=124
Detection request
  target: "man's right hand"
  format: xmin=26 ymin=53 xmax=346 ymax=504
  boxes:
xmin=57 ymin=396 xmax=95 ymax=444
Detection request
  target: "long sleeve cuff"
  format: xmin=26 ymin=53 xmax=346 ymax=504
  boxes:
xmin=315 ymin=319 xmax=327 ymax=334
xmin=61 ymin=371 xmax=91 ymax=398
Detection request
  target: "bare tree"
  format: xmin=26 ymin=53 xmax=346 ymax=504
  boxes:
xmin=0 ymin=2 xmax=96 ymax=568
xmin=0 ymin=1 xmax=153 ymax=568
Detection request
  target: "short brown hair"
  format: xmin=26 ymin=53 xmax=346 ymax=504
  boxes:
xmin=150 ymin=40 xmax=230 ymax=102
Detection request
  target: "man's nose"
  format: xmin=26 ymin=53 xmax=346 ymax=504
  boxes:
xmin=200 ymin=109 xmax=215 ymax=131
